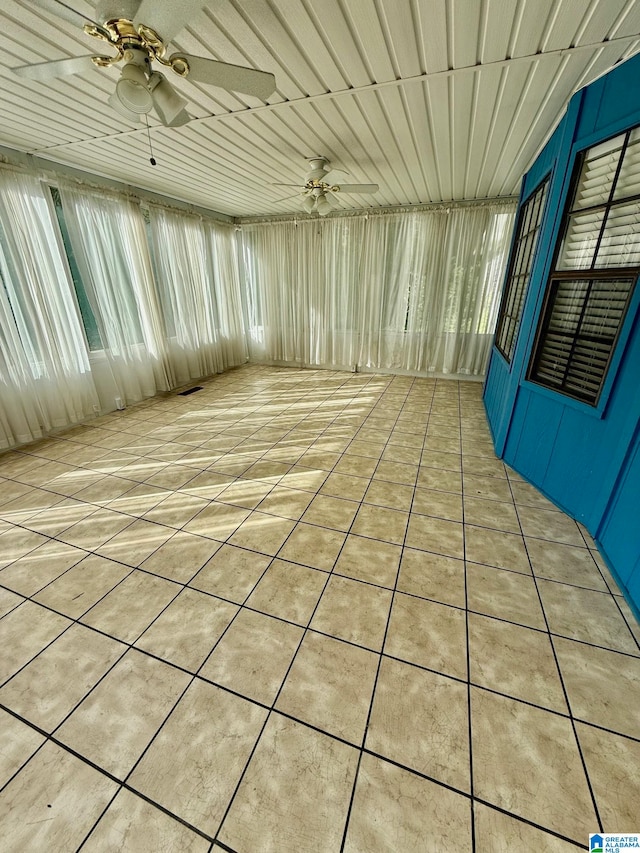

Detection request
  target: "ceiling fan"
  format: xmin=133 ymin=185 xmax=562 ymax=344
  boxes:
xmin=278 ymin=157 xmax=379 ymax=215
xmin=12 ymin=0 xmax=277 ymax=127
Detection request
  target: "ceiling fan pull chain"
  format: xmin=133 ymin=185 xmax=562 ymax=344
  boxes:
xmin=145 ymin=114 xmax=156 ymax=166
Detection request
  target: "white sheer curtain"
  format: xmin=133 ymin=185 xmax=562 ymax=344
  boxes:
xmin=59 ymin=183 xmax=172 ymax=404
xmin=0 ymin=170 xmax=99 ymax=448
xmin=241 ymin=217 xmax=365 ymax=369
xmin=147 ymin=205 xmax=247 ymax=385
xmin=240 ymin=202 xmax=516 ymax=376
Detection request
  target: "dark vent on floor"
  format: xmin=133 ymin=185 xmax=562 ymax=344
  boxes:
xmin=177 ymin=386 xmax=203 ymax=396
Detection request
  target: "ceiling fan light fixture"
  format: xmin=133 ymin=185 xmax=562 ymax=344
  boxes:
xmin=148 ymin=71 xmax=188 ymax=125
xmin=302 ymin=195 xmax=316 ymax=213
xmin=316 ymin=195 xmax=332 ymax=216
xmin=116 ymin=61 xmax=152 ymax=114
xmin=107 ymin=90 xmax=140 ymax=122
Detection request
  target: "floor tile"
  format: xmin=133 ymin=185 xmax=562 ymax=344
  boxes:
xmin=81 ymin=570 xmax=180 ymax=643
xmin=466 ymin=563 xmax=546 ymax=629
xmin=417 ymin=466 xmax=463 ymax=493
xmin=255 ymin=484 xmax=315 ymax=519
xmin=0 ymin=709 xmax=45 ymax=787
xmin=246 ymin=559 xmax=327 ymax=625
xmin=373 ymin=459 xmax=418 ymax=486
xmin=334 ymin=534 xmax=401 ymax=587
xmin=227 ymin=511 xmax=297 ymax=555
xmin=461 ymin=455 xmax=507 ymax=478
xmin=351 ymin=504 xmax=409 ymax=545
xmin=396 ymin=548 xmax=466 ymax=607
xmin=0 ymin=540 xmax=85 ymax=596
xmin=366 ymin=657 xmax=470 ymax=791
xmin=420 ymin=450 xmax=462 ymax=472
xmin=217 ymin=478 xmax=274 ymax=509
xmin=526 ymin=538 xmax=608 ymax=591
xmin=32 ymin=554 xmax=131 ymax=619
xmin=538 ymin=579 xmax=638 ymax=654
xmin=0 ymin=601 xmax=71 ymax=684
xmin=23 ymin=498 xmax=98 ymax=537
xmin=139 ymin=530 xmax=221 ymax=583
xmin=511 ymin=479 xmax=563 ymax=511
xmin=82 ymin=787 xmax=210 ymax=852
xmin=319 ymin=472 xmax=368 ymax=502
xmin=182 ymin=500 xmax=251 ymax=541
xmin=411 ymin=487 xmax=462 ymax=522
xmin=553 ymin=637 xmax=640 ymax=738
xmin=189 ymin=543 xmax=270 ymax=603
xmin=516 ymin=505 xmax=585 ymax=547
xmin=310 ymin=575 xmax=393 ymax=651
xmin=0 ymin=623 xmax=124 ymax=731
xmin=129 ymin=679 xmax=267 ymax=838
xmin=0 ymin=526 xmax=50 ymax=568
xmin=385 ymin=593 xmax=467 ymax=679
xmin=278 ymin=522 xmax=346 ymax=571
xmin=276 ymin=631 xmax=378 ymax=743
xmin=95 ymin=518 xmax=175 ymax=567
xmin=200 ymin=608 xmax=303 ymax=705
xmin=56 ymin=649 xmax=190 ymax=778
xmin=465 ymin=525 xmax=531 ymax=573
xmin=344 ymin=753 xmax=472 ymax=852
xmin=473 ymin=802 xmax=581 ymax=852
xmin=463 ymin=495 xmax=520 ymax=533
xmin=406 ymin=513 xmax=464 ymax=558
xmin=141 ymin=492 xmax=210 ymax=528
xmin=0 ymin=742 xmax=117 ymax=852
xmin=363 ymin=479 xmax=414 ymax=511
xmin=334 ymin=454 xmax=378 ymax=478
xmin=463 ymin=473 xmax=513 ymax=502
xmin=471 ymin=688 xmax=596 ymax=842
xmin=57 ymin=508 xmax=134 ymax=550
xmin=468 ymin=613 xmax=567 ymax=712
xmin=575 ymin=722 xmax=640 ymax=830
xmin=219 ymin=713 xmax=358 ymax=853
xmin=301 ymin=494 xmax=359 ymax=532
xmin=135 ymin=588 xmax=238 ymax=671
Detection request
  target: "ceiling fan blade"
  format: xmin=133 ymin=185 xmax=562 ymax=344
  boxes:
xmin=272 ymin=184 xmax=302 ymax=188
xmin=27 ymin=0 xmax=97 ymax=28
xmin=133 ymin=0 xmax=203 ymax=43
xmin=13 ymin=55 xmax=97 ymax=81
xmin=275 ymin=194 xmax=303 ymax=202
xmin=335 ymin=183 xmax=379 ymax=194
xmin=178 ymin=55 xmax=276 ymax=100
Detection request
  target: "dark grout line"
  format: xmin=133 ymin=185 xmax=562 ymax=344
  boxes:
xmin=508 ymin=475 xmax=605 ymax=835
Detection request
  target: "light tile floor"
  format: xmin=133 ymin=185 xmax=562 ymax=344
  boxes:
xmin=0 ymin=365 xmax=639 ymax=852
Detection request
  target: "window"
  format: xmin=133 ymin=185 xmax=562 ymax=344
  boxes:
xmin=49 ymin=186 xmax=103 ymax=351
xmin=528 ymin=128 xmax=640 ymax=406
xmin=494 ymin=179 xmax=549 ymax=362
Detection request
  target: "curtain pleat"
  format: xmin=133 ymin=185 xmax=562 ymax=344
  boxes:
xmin=147 ymin=205 xmax=247 ymax=385
xmin=0 ymin=171 xmax=99 ymax=449
xmin=240 ymin=204 xmax=516 ymax=376
xmin=59 ymin=184 xmax=172 ymax=404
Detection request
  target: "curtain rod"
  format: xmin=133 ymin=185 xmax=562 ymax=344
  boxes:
xmin=0 ymin=145 xmax=234 ymax=226
xmin=238 ymin=196 xmax=518 ymax=225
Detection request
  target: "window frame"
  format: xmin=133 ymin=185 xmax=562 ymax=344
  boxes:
xmin=525 ymin=127 xmax=640 ymax=413
xmin=494 ymin=177 xmax=550 ymax=365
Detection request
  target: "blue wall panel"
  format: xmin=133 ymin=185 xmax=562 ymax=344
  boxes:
xmin=484 ymin=51 xmax=640 ymax=615
xmin=599 ymin=435 xmax=640 ymax=587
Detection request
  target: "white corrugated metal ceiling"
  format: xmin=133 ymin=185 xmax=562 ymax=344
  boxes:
xmin=1 ymin=0 xmax=639 ymax=217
